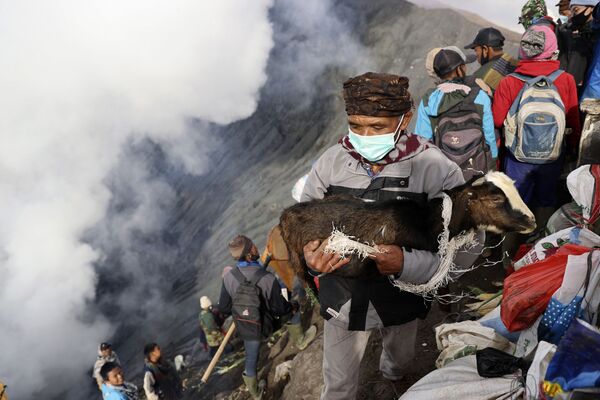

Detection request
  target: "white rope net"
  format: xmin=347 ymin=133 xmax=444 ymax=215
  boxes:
xmin=323 ymin=194 xmax=480 ymax=298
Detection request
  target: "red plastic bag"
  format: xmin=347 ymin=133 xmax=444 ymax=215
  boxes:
xmin=501 ymin=244 xmax=592 ymax=332
xmin=501 ymin=254 xmax=567 ymax=332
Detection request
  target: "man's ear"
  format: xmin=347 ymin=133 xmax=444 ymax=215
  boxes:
xmin=401 ymin=111 xmax=413 ymax=130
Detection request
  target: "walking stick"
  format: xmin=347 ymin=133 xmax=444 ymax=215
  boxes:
xmin=201 ymin=323 xmax=236 ymax=383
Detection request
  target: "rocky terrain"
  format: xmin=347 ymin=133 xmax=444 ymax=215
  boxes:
xmin=90 ymin=0 xmax=520 ymax=398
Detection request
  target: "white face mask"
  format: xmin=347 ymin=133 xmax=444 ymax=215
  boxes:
xmin=558 ymin=15 xmax=569 ymax=24
xmin=347 ymin=115 xmax=404 ymax=162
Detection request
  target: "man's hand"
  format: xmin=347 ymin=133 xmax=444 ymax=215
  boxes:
xmin=369 ymin=245 xmax=404 ymax=275
xmin=303 ymin=239 xmax=350 ymax=274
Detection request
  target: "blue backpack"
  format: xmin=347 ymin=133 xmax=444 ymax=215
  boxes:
xmin=504 ymin=70 xmax=566 ymax=164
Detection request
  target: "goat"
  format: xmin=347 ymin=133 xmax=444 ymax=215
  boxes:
xmin=279 ymin=172 xmax=536 ymax=281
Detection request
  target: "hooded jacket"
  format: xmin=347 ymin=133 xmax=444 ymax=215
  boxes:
xmin=92 ymin=347 xmax=121 ymax=386
xmin=416 ymin=79 xmax=498 ymax=158
xmin=493 ymin=60 xmax=581 ymax=149
xmin=101 ymin=382 xmax=139 ymax=400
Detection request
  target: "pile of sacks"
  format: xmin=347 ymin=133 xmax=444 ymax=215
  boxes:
xmin=401 ymin=165 xmax=600 ymax=400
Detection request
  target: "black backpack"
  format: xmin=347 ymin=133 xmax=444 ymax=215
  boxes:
xmin=231 ymin=268 xmax=272 ymax=341
xmin=432 ymin=85 xmax=491 ymax=180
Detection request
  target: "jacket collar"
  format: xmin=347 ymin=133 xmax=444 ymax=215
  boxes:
xmin=515 ymin=59 xmax=561 ymax=76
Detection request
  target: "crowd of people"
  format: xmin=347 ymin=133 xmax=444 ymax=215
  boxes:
xmin=89 ymin=0 xmax=600 ymax=399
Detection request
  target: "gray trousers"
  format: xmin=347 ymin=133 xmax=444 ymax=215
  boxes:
xmin=320 ymin=318 xmax=418 ymax=400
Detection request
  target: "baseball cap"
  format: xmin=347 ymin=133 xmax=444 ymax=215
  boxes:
xmin=442 ymin=46 xmax=478 ymax=64
xmin=433 ymin=49 xmax=466 ymax=77
xmin=464 ymin=27 xmax=506 ymax=49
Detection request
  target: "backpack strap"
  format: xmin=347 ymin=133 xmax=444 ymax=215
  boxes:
xmin=547 ymin=69 xmax=564 ymax=83
xmin=249 ymin=268 xmax=269 ymax=286
xmin=231 ymin=266 xmax=268 ymax=286
xmin=455 ymin=84 xmax=481 ymax=112
xmin=231 ymin=267 xmax=249 ymax=284
xmin=507 ymin=70 xmax=564 ymax=117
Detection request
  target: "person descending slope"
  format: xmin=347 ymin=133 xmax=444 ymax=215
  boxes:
xmin=218 ymin=235 xmax=311 ymax=400
xmin=198 ymin=295 xmax=231 ymax=357
xmin=416 ymin=48 xmax=497 ymax=179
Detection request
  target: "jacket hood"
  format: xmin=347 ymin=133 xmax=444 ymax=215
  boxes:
xmin=97 ymin=346 xmax=118 ymax=361
xmin=514 ymin=59 xmax=561 ymax=77
xmin=423 ymin=81 xmax=472 ymax=117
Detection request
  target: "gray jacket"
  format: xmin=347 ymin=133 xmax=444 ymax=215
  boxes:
xmin=300 ymin=142 xmax=483 ymax=330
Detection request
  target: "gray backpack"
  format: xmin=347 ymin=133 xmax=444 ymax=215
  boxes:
xmin=504 ymin=70 xmax=566 ymax=164
xmin=433 ymin=86 xmax=491 ymax=180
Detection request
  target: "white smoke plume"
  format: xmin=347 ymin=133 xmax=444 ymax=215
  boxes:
xmin=0 ymin=1 xmax=273 ymax=398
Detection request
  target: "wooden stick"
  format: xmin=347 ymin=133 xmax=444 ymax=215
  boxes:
xmin=201 ymin=323 xmax=237 ymax=383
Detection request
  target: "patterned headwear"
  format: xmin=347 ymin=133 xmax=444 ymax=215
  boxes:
xmin=519 ymin=25 xmax=558 ymax=60
xmin=343 ymin=72 xmax=413 ymax=117
xmin=520 ymin=0 xmax=548 ymax=28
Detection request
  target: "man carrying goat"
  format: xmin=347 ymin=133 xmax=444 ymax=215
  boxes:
xmin=298 ymin=72 xmax=486 ymax=400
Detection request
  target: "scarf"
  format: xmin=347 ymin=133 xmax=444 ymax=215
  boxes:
xmin=339 ymin=131 xmax=431 ymax=167
xmin=105 ymin=383 xmax=139 ymax=400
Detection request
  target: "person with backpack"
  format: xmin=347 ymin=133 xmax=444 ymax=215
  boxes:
xmin=464 ymin=27 xmax=518 ymax=93
xmin=493 ymin=24 xmax=581 ymax=261
xmin=142 ymin=343 xmax=183 ymax=400
xmin=415 ymin=48 xmax=497 ymax=180
xmin=218 ymin=235 xmax=307 ymax=400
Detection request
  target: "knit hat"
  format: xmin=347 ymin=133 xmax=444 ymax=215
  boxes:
xmin=519 ymin=25 xmax=558 ymax=60
xmin=569 ymin=0 xmax=598 ymax=7
xmin=200 ymin=296 xmax=212 ymax=309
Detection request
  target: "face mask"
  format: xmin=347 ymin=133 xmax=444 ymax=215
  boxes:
xmin=348 ymin=116 xmax=404 ymax=162
xmin=558 ymin=15 xmax=569 ymax=24
xmin=571 ymin=9 xmax=590 ymax=28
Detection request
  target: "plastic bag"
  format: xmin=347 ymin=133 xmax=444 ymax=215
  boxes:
xmin=476 ymin=347 xmax=524 ymax=378
xmin=543 ymin=319 xmax=600 ymax=397
xmin=513 ymin=227 xmax=600 ymax=270
xmin=501 ymin=254 xmax=568 ymax=332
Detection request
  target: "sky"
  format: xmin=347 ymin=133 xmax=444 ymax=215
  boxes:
xmin=413 ymin=0 xmax=560 ymax=32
